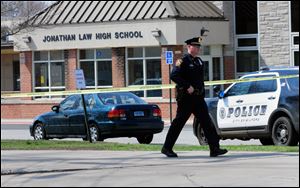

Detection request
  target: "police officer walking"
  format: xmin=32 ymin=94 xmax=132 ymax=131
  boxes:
xmin=161 ymin=37 xmax=228 ymax=157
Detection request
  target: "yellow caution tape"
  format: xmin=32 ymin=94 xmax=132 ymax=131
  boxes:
xmin=1 ymin=74 xmax=298 ymax=99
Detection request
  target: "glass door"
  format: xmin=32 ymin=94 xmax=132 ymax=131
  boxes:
xmin=200 ymin=56 xmax=223 ymax=98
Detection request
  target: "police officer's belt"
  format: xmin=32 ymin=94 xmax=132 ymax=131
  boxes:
xmin=193 ymin=89 xmax=202 ymax=96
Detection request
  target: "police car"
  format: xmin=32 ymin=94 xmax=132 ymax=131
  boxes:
xmin=193 ymin=66 xmax=299 ymax=146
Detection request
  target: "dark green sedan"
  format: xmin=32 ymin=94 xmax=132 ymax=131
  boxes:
xmin=30 ymin=92 xmax=164 ymax=144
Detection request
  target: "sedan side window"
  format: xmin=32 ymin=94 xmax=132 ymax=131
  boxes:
xmin=60 ymin=96 xmax=78 ymax=110
xmin=86 ymin=94 xmax=96 ymax=109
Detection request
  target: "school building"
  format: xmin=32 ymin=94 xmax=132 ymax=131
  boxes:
xmin=1 ymin=1 xmax=299 ymax=119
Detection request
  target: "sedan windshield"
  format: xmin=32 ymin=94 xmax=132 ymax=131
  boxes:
xmin=97 ymin=92 xmax=146 ymax=105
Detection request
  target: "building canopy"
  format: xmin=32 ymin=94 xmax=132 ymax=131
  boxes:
xmin=13 ymin=1 xmax=229 ymax=51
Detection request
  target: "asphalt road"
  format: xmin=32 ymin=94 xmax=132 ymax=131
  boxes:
xmin=1 ymin=123 xmax=262 ymax=146
xmin=1 ymin=123 xmax=299 ymax=187
xmin=1 ymin=150 xmax=299 ymax=187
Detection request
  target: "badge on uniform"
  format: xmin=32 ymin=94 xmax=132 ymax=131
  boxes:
xmin=176 ymin=59 xmax=183 ymax=67
xmin=197 ymin=59 xmax=202 ymax=66
xmin=189 ymin=64 xmax=194 ymax=67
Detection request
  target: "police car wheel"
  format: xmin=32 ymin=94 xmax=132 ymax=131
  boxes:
xmin=272 ymin=117 xmax=298 ymax=146
xmin=259 ymin=138 xmax=274 ymax=145
xmin=197 ymin=125 xmax=208 ymax=145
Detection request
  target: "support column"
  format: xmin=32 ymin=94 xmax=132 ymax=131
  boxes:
xmin=161 ymin=45 xmax=183 ymax=99
xmin=112 ymin=47 xmax=125 ymax=88
xmin=65 ymin=49 xmax=77 ymax=91
xmin=20 ymin=51 xmax=32 ymax=99
xmin=223 ymin=56 xmax=235 ymax=88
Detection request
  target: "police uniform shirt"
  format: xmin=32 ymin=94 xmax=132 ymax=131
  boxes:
xmin=170 ymin=54 xmax=205 ymax=94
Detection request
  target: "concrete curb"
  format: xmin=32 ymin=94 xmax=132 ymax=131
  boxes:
xmin=1 ymin=119 xmax=194 ymax=126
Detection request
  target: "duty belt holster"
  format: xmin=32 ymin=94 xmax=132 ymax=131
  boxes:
xmin=193 ymin=89 xmax=202 ymax=96
xmin=175 ymin=87 xmax=186 ymax=102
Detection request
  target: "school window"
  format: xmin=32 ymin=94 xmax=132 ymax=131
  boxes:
xmin=79 ymin=49 xmax=112 ymax=88
xmin=33 ymin=50 xmax=65 ymax=98
xmin=126 ymin=47 xmax=162 ymax=98
xmin=235 ymin=1 xmax=259 ymax=76
xmin=291 ymin=1 xmax=299 ymax=66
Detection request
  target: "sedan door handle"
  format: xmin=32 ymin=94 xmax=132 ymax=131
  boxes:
xmin=236 ymin=99 xmax=243 ymax=103
xmin=268 ymin=96 xmax=276 ymax=100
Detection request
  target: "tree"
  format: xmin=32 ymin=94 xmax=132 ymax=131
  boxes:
xmin=1 ymin=1 xmax=53 ymax=41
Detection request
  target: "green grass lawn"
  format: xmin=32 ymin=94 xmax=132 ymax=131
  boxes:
xmin=1 ymin=139 xmax=299 ymax=152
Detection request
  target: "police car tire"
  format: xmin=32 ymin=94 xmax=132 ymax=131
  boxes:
xmin=272 ymin=117 xmax=298 ymax=146
xmin=193 ymin=117 xmax=208 ymax=145
xmin=259 ymin=138 xmax=274 ymax=146
xmin=196 ymin=124 xmax=208 ymax=145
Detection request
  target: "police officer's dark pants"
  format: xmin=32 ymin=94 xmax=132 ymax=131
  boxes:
xmin=163 ymin=95 xmax=220 ymax=150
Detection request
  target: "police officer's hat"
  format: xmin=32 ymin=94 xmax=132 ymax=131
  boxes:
xmin=185 ymin=37 xmax=202 ymax=46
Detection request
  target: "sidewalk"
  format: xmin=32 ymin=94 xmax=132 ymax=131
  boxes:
xmin=1 ymin=119 xmax=33 ymax=125
xmin=1 ymin=118 xmax=194 ymax=126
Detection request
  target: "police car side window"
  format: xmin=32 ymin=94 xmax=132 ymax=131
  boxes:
xmin=255 ymin=79 xmax=277 ymax=93
xmin=286 ymin=78 xmax=299 ymax=90
xmin=249 ymin=75 xmax=277 ymax=93
xmin=227 ymin=82 xmax=253 ymax=96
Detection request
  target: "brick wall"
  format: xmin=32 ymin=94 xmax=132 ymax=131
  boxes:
xmin=112 ymin=47 xmax=125 ymax=87
xmin=223 ymin=56 xmax=235 ymax=88
xmin=161 ymin=45 xmax=183 ymax=99
xmin=20 ymin=51 xmax=32 ymax=99
xmin=223 ymin=56 xmax=235 ymax=79
xmin=1 ymin=103 xmax=57 ymax=119
xmin=1 ymin=101 xmax=185 ymax=120
xmin=66 ymin=49 xmax=77 ymax=90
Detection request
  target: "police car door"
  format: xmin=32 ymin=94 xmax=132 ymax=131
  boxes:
xmin=217 ymin=73 xmax=280 ymax=129
xmin=243 ymin=73 xmax=280 ymax=129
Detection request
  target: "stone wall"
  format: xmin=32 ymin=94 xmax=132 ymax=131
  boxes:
xmin=259 ymin=1 xmax=291 ymax=66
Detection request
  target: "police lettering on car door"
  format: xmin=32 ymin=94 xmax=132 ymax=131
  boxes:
xmin=216 ymin=72 xmax=281 ymax=129
xmin=194 ymin=66 xmax=299 ymax=146
xmin=219 ymin=105 xmax=268 ymax=124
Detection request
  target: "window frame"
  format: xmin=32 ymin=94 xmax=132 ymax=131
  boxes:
xmin=32 ymin=50 xmax=65 ymax=99
xmin=78 ymin=48 xmax=113 ymax=89
xmin=290 ymin=0 xmax=299 ymax=66
xmin=125 ymin=47 xmax=162 ymax=98
xmin=234 ymin=1 xmax=260 ymax=77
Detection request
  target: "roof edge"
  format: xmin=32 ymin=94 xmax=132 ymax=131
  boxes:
xmin=163 ymin=1 xmax=179 ymax=17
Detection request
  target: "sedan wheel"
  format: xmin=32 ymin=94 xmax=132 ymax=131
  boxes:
xmin=89 ymin=125 xmax=103 ymax=142
xmin=137 ymin=134 xmax=153 ymax=144
xmin=33 ymin=123 xmax=46 ymax=140
xmin=272 ymin=117 xmax=298 ymax=146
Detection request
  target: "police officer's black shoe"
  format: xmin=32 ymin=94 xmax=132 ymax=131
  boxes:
xmin=210 ymin=148 xmax=228 ymax=157
xmin=161 ymin=147 xmax=178 ymax=157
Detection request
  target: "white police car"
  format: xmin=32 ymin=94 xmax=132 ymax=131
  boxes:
xmin=193 ymin=66 xmax=299 ymax=146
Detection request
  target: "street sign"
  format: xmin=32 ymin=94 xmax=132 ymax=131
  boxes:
xmin=75 ymin=69 xmax=86 ymax=89
xmin=166 ymin=58 xmax=173 ymax=65
xmin=165 ymin=51 xmax=173 ymax=65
